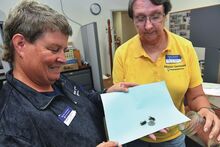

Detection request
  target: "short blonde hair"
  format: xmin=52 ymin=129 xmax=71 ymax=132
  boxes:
xmin=2 ymin=0 xmax=72 ymax=63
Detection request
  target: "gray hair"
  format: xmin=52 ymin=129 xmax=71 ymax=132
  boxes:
xmin=2 ymin=0 xmax=72 ymax=63
xmin=128 ymin=0 xmax=172 ymax=19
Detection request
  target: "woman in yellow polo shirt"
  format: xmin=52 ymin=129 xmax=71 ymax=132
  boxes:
xmin=113 ymin=0 xmax=220 ymax=146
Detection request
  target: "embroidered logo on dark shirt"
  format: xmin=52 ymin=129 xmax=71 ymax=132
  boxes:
xmin=73 ymin=86 xmax=80 ymax=96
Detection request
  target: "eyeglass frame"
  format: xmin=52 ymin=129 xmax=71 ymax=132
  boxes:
xmin=133 ymin=13 xmax=165 ymax=26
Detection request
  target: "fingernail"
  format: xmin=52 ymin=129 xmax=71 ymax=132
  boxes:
xmin=204 ymin=128 xmax=208 ymax=132
xmin=209 ymin=134 xmax=213 ymax=139
xmin=217 ymin=137 xmax=220 ymax=142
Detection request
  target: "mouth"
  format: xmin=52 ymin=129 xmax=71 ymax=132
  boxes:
xmin=144 ymin=30 xmax=155 ymax=35
xmin=48 ymin=66 xmax=62 ymax=73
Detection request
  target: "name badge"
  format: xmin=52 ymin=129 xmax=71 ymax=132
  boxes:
xmin=58 ymin=106 xmax=76 ymax=126
xmin=165 ymin=55 xmax=181 ymax=64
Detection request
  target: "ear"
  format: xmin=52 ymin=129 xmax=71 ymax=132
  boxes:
xmin=164 ymin=15 xmax=167 ymax=22
xmin=12 ymin=34 xmax=26 ymax=58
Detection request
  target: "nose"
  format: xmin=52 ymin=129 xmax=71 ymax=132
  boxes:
xmin=57 ymin=50 xmax=66 ymax=64
xmin=144 ymin=18 xmax=153 ymax=30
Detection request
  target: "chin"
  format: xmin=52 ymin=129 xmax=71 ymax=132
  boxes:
xmin=50 ymin=74 xmax=60 ymax=81
xmin=48 ymin=78 xmax=59 ymax=84
xmin=144 ymin=34 xmax=158 ymax=42
xmin=55 ymin=75 xmax=60 ymax=80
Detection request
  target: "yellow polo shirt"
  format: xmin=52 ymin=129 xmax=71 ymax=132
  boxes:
xmin=112 ymin=29 xmax=202 ymax=143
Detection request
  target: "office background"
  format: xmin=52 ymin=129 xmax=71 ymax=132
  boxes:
xmin=1 ymin=0 xmax=220 ymax=75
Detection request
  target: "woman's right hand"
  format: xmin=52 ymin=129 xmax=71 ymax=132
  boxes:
xmin=148 ymin=128 xmax=169 ymax=140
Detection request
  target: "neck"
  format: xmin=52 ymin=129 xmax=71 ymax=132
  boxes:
xmin=13 ymin=68 xmax=53 ymax=92
xmin=141 ymin=31 xmax=167 ymax=62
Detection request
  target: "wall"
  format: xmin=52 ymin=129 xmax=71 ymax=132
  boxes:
xmin=170 ymin=0 xmax=220 ymax=12
xmin=121 ymin=11 xmax=136 ymax=44
xmin=113 ymin=11 xmax=123 ymax=44
xmin=113 ymin=11 xmax=136 ymax=45
xmin=0 ymin=0 xmax=220 ymax=75
xmin=0 ymin=0 xmax=131 ymax=75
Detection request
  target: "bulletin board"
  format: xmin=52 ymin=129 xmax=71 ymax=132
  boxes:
xmin=169 ymin=10 xmax=191 ymax=39
xmin=189 ymin=4 xmax=220 ymax=47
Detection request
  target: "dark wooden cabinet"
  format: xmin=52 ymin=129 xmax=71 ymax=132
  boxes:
xmin=62 ymin=66 xmax=94 ymax=91
xmin=0 ymin=67 xmax=94 ymax=91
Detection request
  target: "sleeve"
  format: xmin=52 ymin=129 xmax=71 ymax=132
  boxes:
xmin=87 ymin=91 xmax=104 ymax=116
xmin=112 ymin=48 xmax=125 ymax=84
xmin=188 ymin=42 xmax=203 ymax=88
xmin=0 ymin=134 xmax=32 ymax=147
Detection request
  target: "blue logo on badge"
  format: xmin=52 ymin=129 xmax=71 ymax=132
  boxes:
xmin=165 ymin=55 xmax=181 ymax=64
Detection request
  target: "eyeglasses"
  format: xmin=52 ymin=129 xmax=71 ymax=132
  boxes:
xmin=134 ymin=13 xmax=165 ymax=26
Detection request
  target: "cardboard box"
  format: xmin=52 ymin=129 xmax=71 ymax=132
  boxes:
xmin=61 ymin=63 xmax=79 ymax=72
xmin=103 ymin=77 xmax=113 ymax=88
xmin=73 ymin=49 xmax=82 ymax=67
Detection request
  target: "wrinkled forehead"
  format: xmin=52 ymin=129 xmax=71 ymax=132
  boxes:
xmin=133 ymin=0 xmax=164 ymax=16
xmin=32 ymin=31 xmax=69 ymax=47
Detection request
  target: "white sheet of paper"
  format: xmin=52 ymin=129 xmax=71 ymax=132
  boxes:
xmin=207 ymin=96 xmax=220 ymax=108
xmin=101 ymin=81 xmax=189 ymax=145
xmin=203 ymin=82 xmax=220 ymax=96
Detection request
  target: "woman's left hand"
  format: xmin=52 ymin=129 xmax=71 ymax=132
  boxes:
xmin=198 ymin=107 xmax=220 ymax=142
xmin=106 ymin=82 xmax=138 ymax=93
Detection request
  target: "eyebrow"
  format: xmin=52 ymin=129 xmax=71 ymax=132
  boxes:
xmin=46 ymin=43 xmax=66 ymax=49
xmin=135 ymin=10 xmax=163 ymax=16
